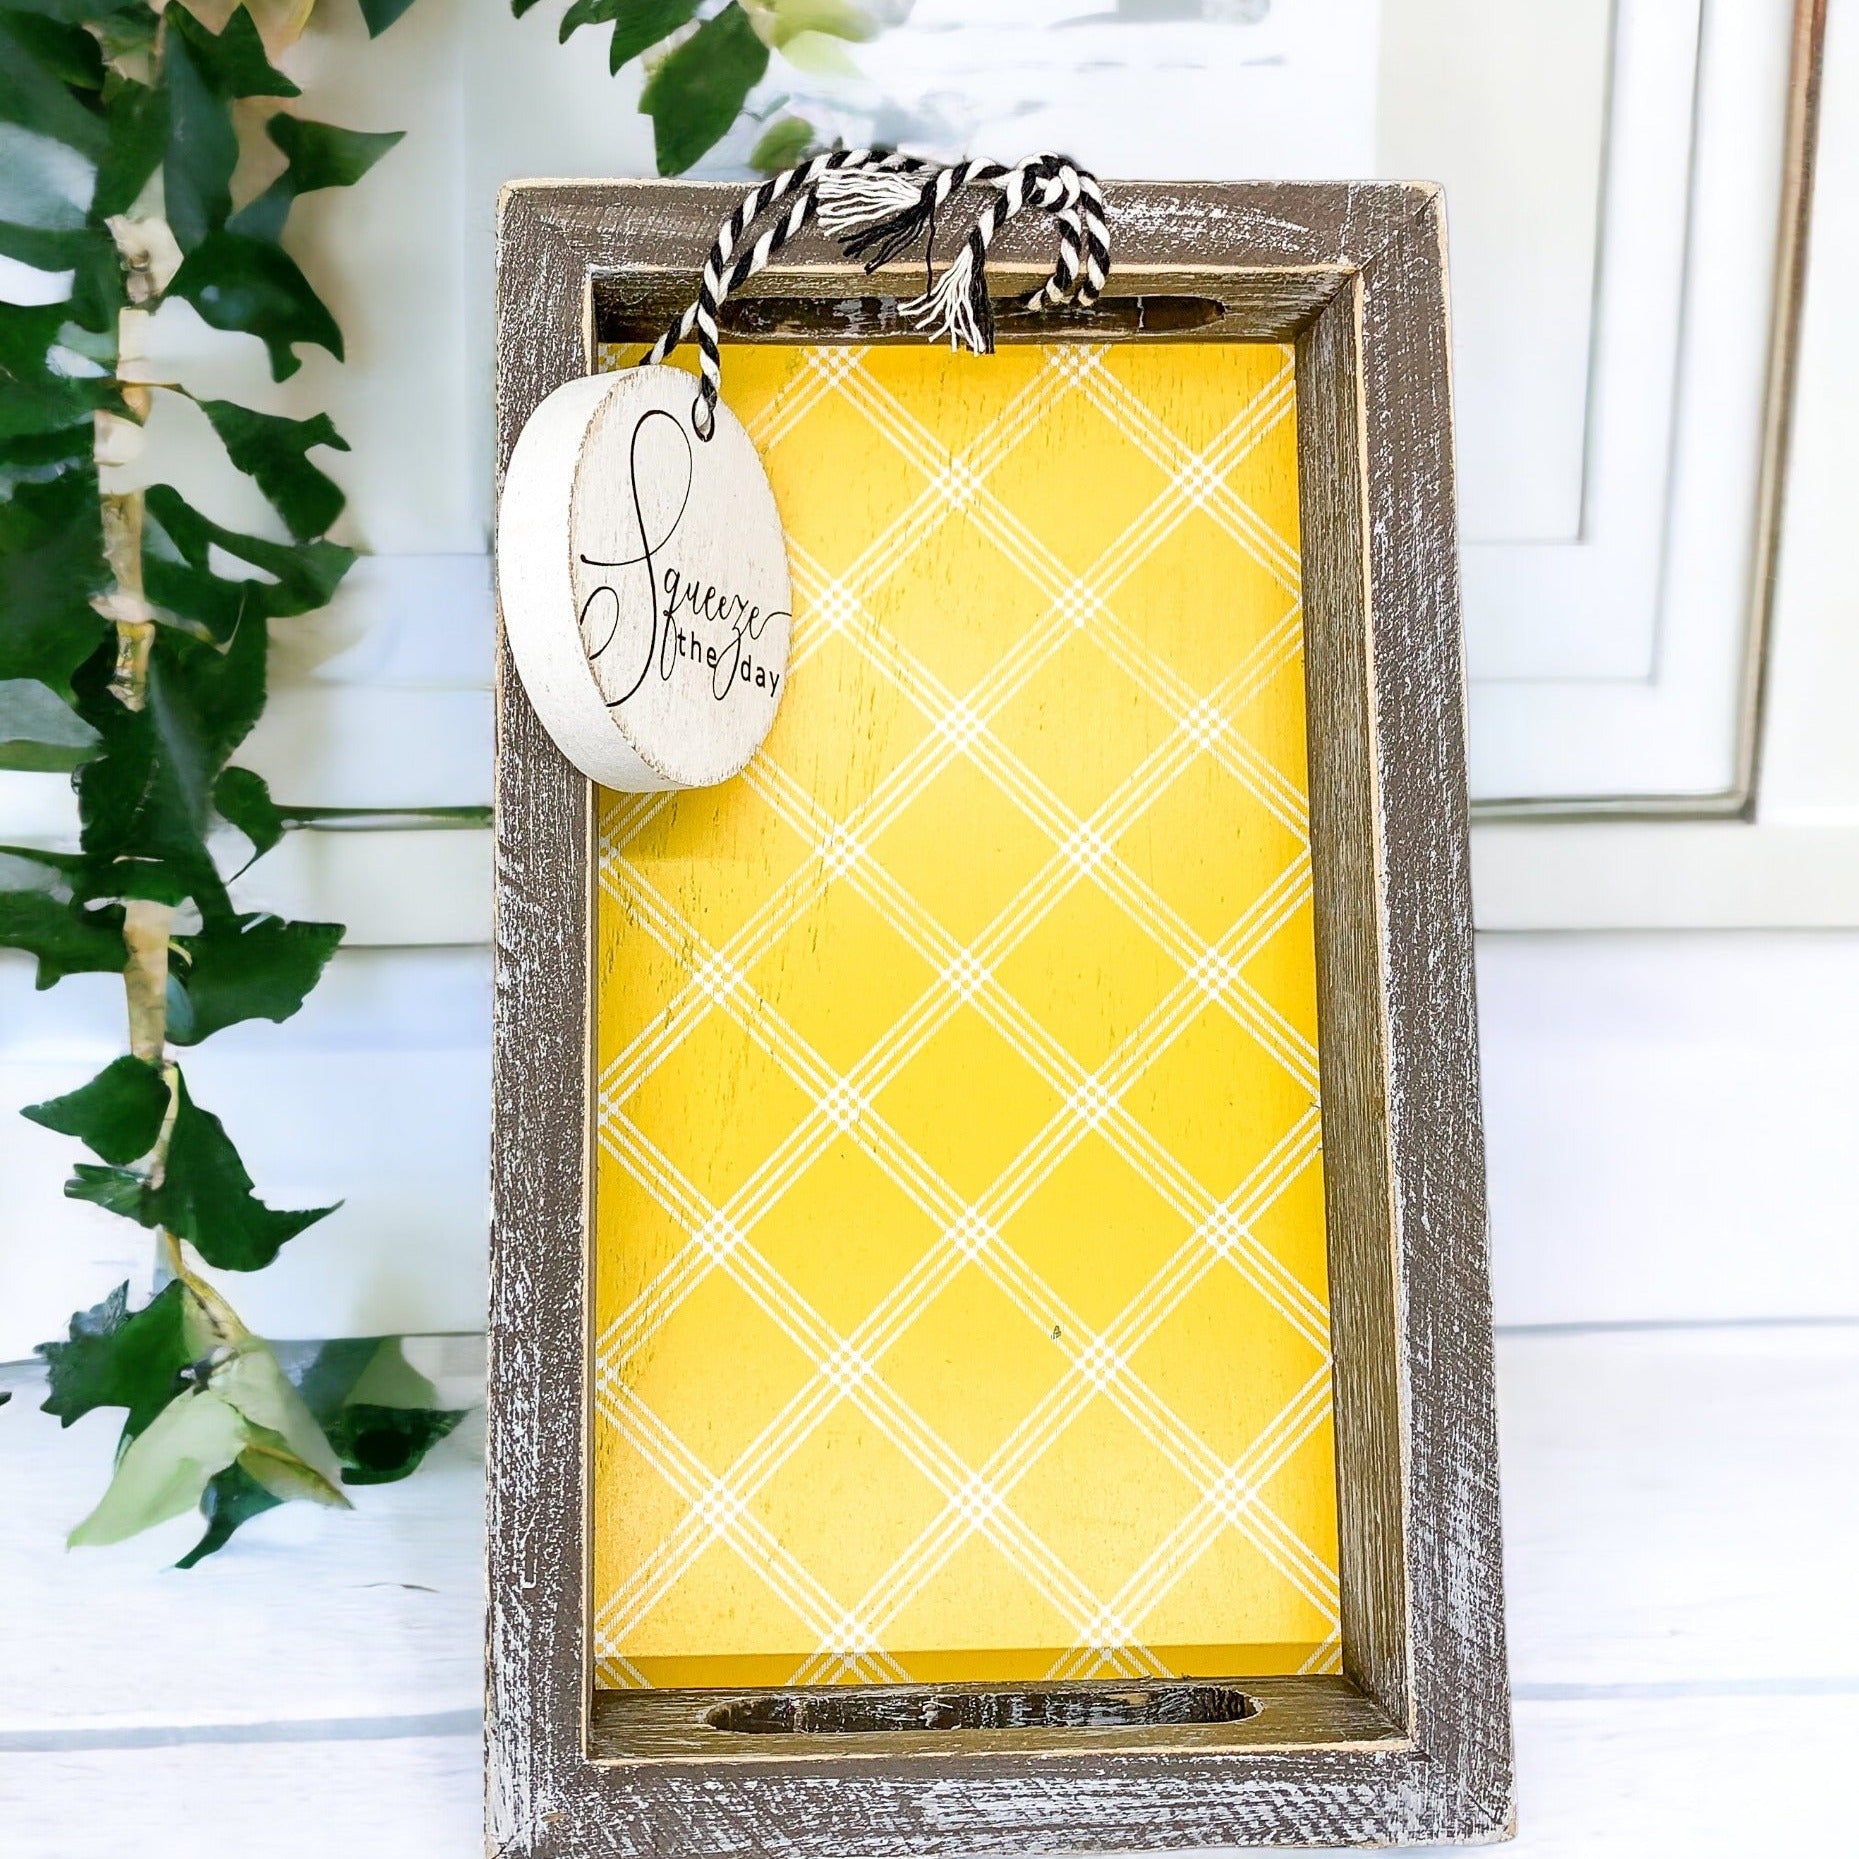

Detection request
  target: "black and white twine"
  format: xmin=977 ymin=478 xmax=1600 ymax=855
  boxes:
xmin=643 ymin=148 xmax=1111 ymax=439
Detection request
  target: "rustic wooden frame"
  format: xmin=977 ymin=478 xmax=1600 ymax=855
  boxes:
xmin=490 ymin=179 xmax=1510 ymax=1856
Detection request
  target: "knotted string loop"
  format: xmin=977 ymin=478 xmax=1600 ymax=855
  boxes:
xmin=643 ymin=149 xmax=1112 ymax=437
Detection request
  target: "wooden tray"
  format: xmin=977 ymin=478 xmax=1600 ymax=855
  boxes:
xmin=490 ymin=178 xmax=1510 ymax=1856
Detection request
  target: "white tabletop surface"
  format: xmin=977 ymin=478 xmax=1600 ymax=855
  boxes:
xmin=3 ymin=1319 xmax=1852 ymax=1856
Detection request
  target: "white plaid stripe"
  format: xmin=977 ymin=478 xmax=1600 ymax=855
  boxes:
xmin=596 ymin=922 xmax=1331 ymax=1664
xmin=593 ymin=343 xmax=1338 ymax=1679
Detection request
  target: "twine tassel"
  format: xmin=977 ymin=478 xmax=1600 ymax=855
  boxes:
xmin=900 ymin=235 xmax=995 ymax=354
xmin=640 ymin=149 xmax=1109 ymax=432
xmin=814 ymin=168 xmax=929 ymax=242
xmin=845 ymin=202 xmax=937 ymax=272
xmin=841 ymin=186 xmax=942 ymax=271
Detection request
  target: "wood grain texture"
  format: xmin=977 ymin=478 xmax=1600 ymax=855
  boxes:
xmin=490 ymin=179 xmax=597 ymax=1858
xmin=1295 ymin=282 xmax=1409 ymax=1733
xmin=490 ymin=179 xmax=1509 ymax=1855
xmin=11 ymin=1691 xmax=1854 ymax=1859
xmin=1355 ymin=199 xmax=1511 ymax=1826
xmin=530 ymin=176 xmax=1429 ymax=347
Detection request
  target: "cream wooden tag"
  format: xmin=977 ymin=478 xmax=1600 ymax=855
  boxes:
xmin=497 ymin=365 xmax=792 ymax=791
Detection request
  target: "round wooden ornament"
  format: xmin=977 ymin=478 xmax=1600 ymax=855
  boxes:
xmin=497 ymin=365 xmax=791 ymax=791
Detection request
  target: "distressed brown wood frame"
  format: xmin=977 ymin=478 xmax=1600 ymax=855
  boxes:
xmin=490 ymin=180 xmax=1510 ymax=1856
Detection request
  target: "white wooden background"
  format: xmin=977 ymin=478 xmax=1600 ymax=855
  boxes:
xmin=3 ymin=1 xmax=1857 ymax=1851
xmin=6 ymin=1313 xmax=1855 ymax=1855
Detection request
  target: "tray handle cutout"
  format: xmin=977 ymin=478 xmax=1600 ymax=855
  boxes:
xmin=703 ymin=1682 xmax=1257 ymax=1736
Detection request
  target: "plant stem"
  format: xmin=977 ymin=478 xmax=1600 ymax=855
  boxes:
xmin=122 ymin=900 xmax=170 ymax=1061
xmin=103 ymin=306 xmax=170 ymax=1068
xmin=100 ymin=492 xmax=152 ymax=710
xmin=100 ymin=297 xmax=186 ymax=1294
xmin=99 ymin=301 xmax=153 ymax=708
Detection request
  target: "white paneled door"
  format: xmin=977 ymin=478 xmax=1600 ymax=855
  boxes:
xmin=1386 ymin=0 xmax=1806 ymax=806
xmin=717 ymin=0 xmax=1811 ymax=804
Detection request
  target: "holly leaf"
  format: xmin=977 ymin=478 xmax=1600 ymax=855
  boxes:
xmin=612 ymin=0 xmax=700 ymax=70
xmin=0 ymin=303 xmax=119 ymax=437
xmin=67 ymin=1385 xmax=248 ymax=1546
xmin=0 ymin=221 xmax=122 ymax=333
xmin=157 ymin=603 xmax=273 ymax=777
xmin=211 ymin=764 xmax=283 ymax=863
xmin=167 ymin=4 xmax=298 ymax=102
xmin=0 ymin=676 xmax=102 ymax=771
xmin=0 ymin=218 xmax=87 ymax=268
xmin=38 ymin=1280 xmax=197 ymax=1439
xmin=555 ymin=0 xmax=619 ymax=39
xmin=65 ymin=1075 xmax=338 ymax=1267
xmin=72 ymin=574 xmax=289 ymax=916
xmin=65 ymin=1160 xmax=154 ymax=1219
xmin=92 ymin=74 xmax=168 ymax=220
xmin=89 ymin=2 xmax=160 ymax=62
xmin=749 ymin=113 xmax=815 ymax=174
xmin=140 ymin=493 xmax=264 ymax=641
xmin=327 ymin=1402 xmax=466 ymax=1484
xmin=555 ymin=0 xmax=697 ymax=72
xmin=65 ymin=1329 xmax=356 ymax=1552
xmin=179 ymin=1335 xmax=460 ymax=1560
xmin=212 ymin=1341 xmax=348 ymax=1499
xmin=291 ymin=1335 xmax=467 ymax=1486
xmin=169 ymin=231 xmax=342 ymax=381
xmin=175 ymin=1460 xmax=282 ymax=1567
xmin=23 ymin=1052 xmax=170 ymax=1163
xmin=0 ymin=11 xmax=109 ymax=159
xmin=161 ymin=9 xmax=301 ymax=249
xmin=0 ymin=841 xmax=83 ymax=880
xmin=0 ymin=108 xmax=92 ymax=243
xmin=167 ymin=910 xmax=343 ymax=1045
xmin=0 ymin=465 xmax=108 ymax=693
xmin=229 ymin=115 xmax=404 ymax=245
xmin=357 ymin=0 xmax=422 ymax=36
xmin=0 ymin=889 xmax=126 ymax=987
xmin=0 ymin=6 xmax=104 ymax=88
xmin=74 ymin=629 xmax=245 ymax=917
xmin=145 ymin=482 xmax=354 ymax=620
xmin=151 ymin=1070 xmax=339 ymax=1270
xmin=198 ymin=399 xmax=347 ymax=541
xmin=638 ymin=3 xmax=768 ymax=176
xmin=0 ymin=420 xmax=95 ymax=476
xmin=159 ymin=17 xmax=237 ymax=252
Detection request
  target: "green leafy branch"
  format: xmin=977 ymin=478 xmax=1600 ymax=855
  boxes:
xmin=513 ymin=0 xmax=893 ymax=175
xmin=2 ymin=0 xmax=461 ymax=1563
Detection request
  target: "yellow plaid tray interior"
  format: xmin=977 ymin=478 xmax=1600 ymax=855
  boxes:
xmin=590 ymin=336 xmax=1339 ymax=1689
